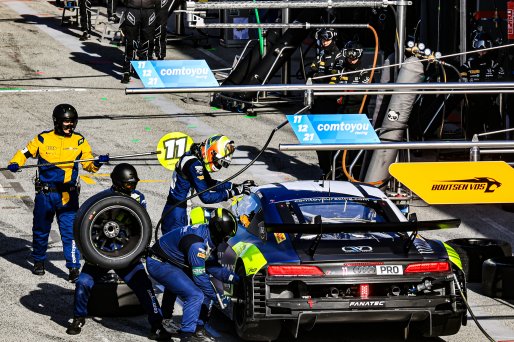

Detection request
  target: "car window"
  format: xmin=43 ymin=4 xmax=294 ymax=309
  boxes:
xmin=290 ymin=197 xmax=394 ymax=223
xmin=231 ymin=193 xmax=262 ymax=228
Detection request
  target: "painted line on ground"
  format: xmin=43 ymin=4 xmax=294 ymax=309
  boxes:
xmin=198 ymin=48 xmax=231 ymax=67
xmin=0 ymin=88 xmax=87 ymax=93
xmin=481 ymin=217 xmax=514 ymax=240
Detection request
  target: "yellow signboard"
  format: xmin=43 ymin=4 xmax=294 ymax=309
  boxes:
xmin=389 ymin=161 xmax=514 ymax=204
xmin=156 ymin=132 xmax=194 ymax=171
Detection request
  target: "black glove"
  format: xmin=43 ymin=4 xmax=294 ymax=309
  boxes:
xmin=228 ymin=180 xmax=255 ymax=197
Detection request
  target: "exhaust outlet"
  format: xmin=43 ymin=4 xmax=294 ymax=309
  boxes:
xmin=328 ymin=287 xmax=340 ymax=298
xmin=390 ymin=286 xmax=401 ymax=296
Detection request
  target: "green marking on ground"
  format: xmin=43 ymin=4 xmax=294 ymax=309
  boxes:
xmin=144 ymin=96 xmax=156 ymax=101
xmin=211 ymin=107 xmax=220 ymax=111
xmin=244 ymin=115 xmax=258 ymax=118
xmin=0 ymin=87 xmax=24 ymax=91
xmin=207 ymin=48 xmax=216 ymax=51
xmin=144 ymin=127 xmax=151 ymax=131
xmin=100 ymin=97 xmax=107 ymax=101
xmin=132 ymin=139 xmax=141 ymax=143
xmin=187 ymin=124 xmax=197 ymax=128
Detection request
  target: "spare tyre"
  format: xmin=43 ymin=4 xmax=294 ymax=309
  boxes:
xmin=482 ymin=256 xmax=514 ymax=299
xmin=74 ymin=193 xmax=152 ymax=269
xmin=445 ymin=238 xmax=512 ymax=283
xmin=87 ymin=272 xmax=144 ymax=316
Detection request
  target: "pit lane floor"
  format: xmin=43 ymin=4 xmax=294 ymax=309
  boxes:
xmin=0 ymin=1 xmax=514 ymax=341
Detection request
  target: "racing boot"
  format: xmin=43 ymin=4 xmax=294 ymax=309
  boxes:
xmin=68 ymin=267 xmax=80 ymax=283
xmin=162 ymin=318 xmax=180 ymax=334
xmin=66 ymin=317 xmax=85 ymax=335
xmin=80 ymin=31 xmax=91 ymax=41
xmin=194 ymin=326 xmax=215 ymax=342
xmin=148 ymin=323 xmax=173 ymax=341
xmin=33 ymin=261 xmax=45 ymax=276
xmin=121 ymin=72 xmax=130 ymax=84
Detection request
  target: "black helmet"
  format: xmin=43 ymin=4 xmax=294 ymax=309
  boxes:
xmin=208 ymin=208 xmax=238 ymax=245
xmin=52 ymin=104 xmax=78 ymax=136
xmin=342 ymin=41 xmax=364 ymax=60
xmin=315 ymin=28 xmax=337 ymax=46
xmin=111 ymin=163 xmax=140 ymax=194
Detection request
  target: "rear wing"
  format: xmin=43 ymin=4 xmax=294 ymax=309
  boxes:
xmin=260 ymin=219 xmax=460 ymax=236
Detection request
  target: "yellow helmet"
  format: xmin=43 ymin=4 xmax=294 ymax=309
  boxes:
xmin=201 ymin=134 xmax=235 ymax=172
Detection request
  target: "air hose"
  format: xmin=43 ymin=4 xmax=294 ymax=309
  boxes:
xmin=452 ymin=273 xmax=496 ymax=342
xmin=153 ymin=113 xmax=301 ymax=241
xmin=253 ymin=0 xmax=264 ymax=56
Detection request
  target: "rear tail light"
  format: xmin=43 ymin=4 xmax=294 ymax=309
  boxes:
xmin=267 ymin=265 xmax=324 ymax=276
xmin=405 ymin=261 xmax=450 ymax=273
xmin=360 ymin=284 xmax=369 ymax=299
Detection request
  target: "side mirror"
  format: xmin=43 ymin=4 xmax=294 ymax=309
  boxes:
xmin=408 ymin=213 xmax=418 ymax=222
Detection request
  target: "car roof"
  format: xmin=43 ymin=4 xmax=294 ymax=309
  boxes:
xmin=255 ymin=180 xmax=388 ymax=203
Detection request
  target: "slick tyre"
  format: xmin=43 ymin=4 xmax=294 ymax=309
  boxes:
xmin=234 ymin=267 xmax=281 ymax=341
xmin=74 ymin=193 xmax=152 ymax=269
xmin=87 ymin=272 xmax=144 ymax=316
xmin=445 ymin=238 xmax=512 ymax=282
xmin=482 ymin=256 xmax=514 ymax=299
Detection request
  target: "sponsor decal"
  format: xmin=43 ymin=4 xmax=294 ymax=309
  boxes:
xmin=376 ymin=265 xmax=403 ymax=275
xmin=431 ymin=177 xmax=501 ymax=193
xmin=274 ymin=233 xmax=287 ymax=244
xmin=341 ymin=265 xmax=375 ymax=275
xmin=387 ymin=110 xmax=400 ymax=121
xmin=342 ymin=246 xmax=373 ymax=253
xmin=389 ymin=161 xmax=514 ymax=204
xmin=197 ymin=252 xmax=206 ymax=259
xmin=349 ymin=301 xmax=385 ymax=308
xmin=195 ymin=166 xmax=204 ymax=175
xmin=192 ymin=267 xmax=206 ymax=276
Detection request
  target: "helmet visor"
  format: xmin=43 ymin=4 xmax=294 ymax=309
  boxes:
xmin=343 ymin=48 xmax=363 ymax=60
xmin=123 ymin=181 xmax=137 ymax=191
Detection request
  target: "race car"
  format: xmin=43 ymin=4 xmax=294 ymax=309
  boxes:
xmin=213 ymin=180 xmax=467 ymax=341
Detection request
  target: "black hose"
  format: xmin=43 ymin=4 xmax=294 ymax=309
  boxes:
xmin=153 ymin=118 xmax=293 ymax=241
xmin=452 ymin=273 xmax=496 ymax=342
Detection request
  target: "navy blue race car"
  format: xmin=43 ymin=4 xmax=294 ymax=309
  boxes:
xmin=214 ymin=180 xmax=467 ymax=341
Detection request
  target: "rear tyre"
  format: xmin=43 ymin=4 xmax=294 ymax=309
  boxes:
xmin=233 ymin=267 xmax=281 ymax=341
xmin=445 ymin=238 xmax=512 ymax=282
xmin=482 ymin=256 xmax=514 ymax=299
xmin=74 ymin=194 xmax=152 ymax=269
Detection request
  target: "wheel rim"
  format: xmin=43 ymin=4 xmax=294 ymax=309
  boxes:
xmin=88 ymin=205 xmax=144 ymax=260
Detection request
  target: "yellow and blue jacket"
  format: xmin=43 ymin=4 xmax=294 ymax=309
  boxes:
xmin=9 ymin=130 xmax=100 ymax=185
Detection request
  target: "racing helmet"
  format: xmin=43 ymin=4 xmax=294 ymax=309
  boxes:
xmin=201 ymin=134 xmax=235 ymax=172
xmin=110 ymin=163 xmax=140 ymax=195
xmin=52 ymin=104 xmax=78 ymax=136
xmin=315 ymin=28 xmax=337 ymax=47
xmin=342 ymin=41 xmax=364 ymax=60
xmin=208 ymin=208 xmax=238 ymax=245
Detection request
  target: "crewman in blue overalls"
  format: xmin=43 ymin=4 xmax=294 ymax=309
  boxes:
xmin=159 ymin=134 xmax=253 ymax=324
xmin=66 ymin=163 xmax=171 ymax=340
xmin=146 ymin=208 xmax=240 ymax=342
xmin=7 ymin=104 xmax=109 ymax=282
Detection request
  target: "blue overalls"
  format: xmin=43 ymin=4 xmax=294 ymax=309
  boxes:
xmin=161 ymin=151 xmax=232 ymax=234
xmin=146 ymin=224 xmax=238 ymax=333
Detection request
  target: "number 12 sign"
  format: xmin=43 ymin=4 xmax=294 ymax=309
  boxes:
xmin=286 ymin=114 xmax=380 ymax=144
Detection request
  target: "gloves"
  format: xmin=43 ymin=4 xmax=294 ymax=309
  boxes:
xmin=7 ymin=163 xmax=19 ymax=173
xmin=228 ymin=180 xmax=255 ymax=197
xmin=94 ymin=154 xmax=109 ymax=167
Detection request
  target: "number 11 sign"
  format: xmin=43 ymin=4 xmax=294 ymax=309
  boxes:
xmin=156 ymin=132 xmax=194 ymax=170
